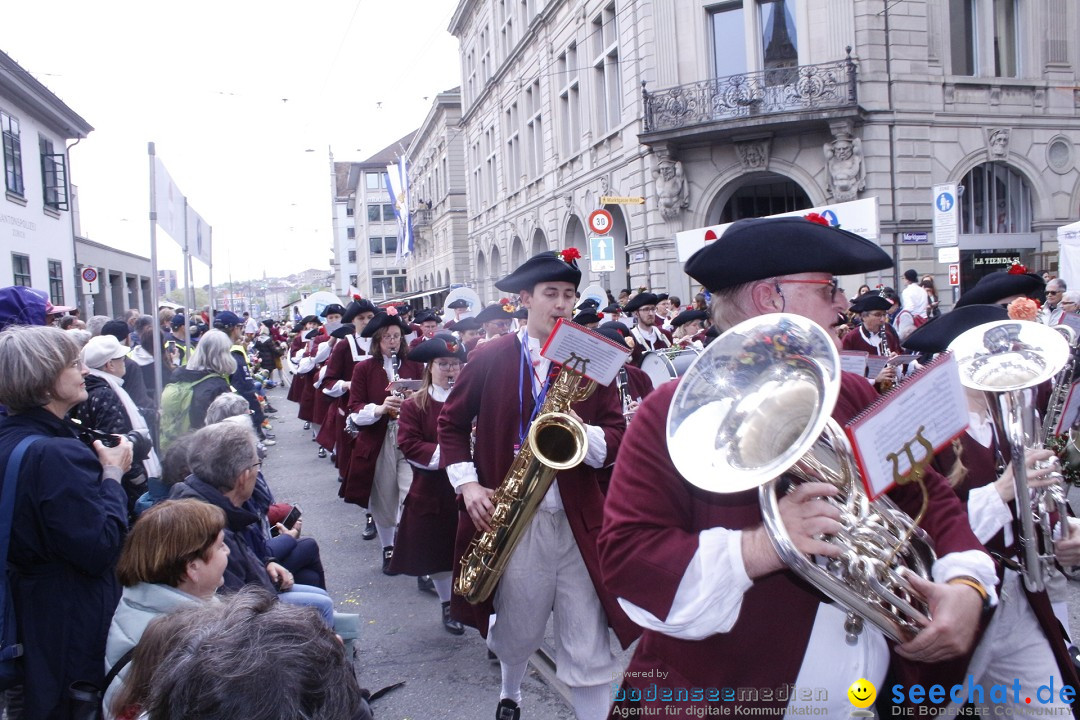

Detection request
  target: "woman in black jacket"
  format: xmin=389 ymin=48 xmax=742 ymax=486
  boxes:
xmin=167 ymin=329 xmax=234 ymax=431
xmin=0 ymin=325 xmax=132 ymax=719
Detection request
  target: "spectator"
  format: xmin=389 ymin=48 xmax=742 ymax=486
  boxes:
xmin=86 ymin=314 xmax=112 ymax=337
xmin=135 ymin=431 xmax=197 ymax=516
xmin=104 ymin=499 xmax=228 ymax=717
xmin=100 ymin=319 xmax=154 ymax=417
xmin=145 ymin=587 xmax=370 ymax=720
xmin=169 ymin=329 xmax=234 ymax=431
xmin=0 ymin=324 xmax=131 ymax=718
xmin=169 ymin=423 xmax=334 ymax=626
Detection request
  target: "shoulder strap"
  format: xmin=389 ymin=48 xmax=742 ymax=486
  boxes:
xmin=103 ymin=646 xmax=136 ymax=692
xmin=0 ymin=435 xmax=44 ymax=661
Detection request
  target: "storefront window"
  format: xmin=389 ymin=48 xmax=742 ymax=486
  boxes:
xmin=959 ymin=162 xmax=1031 ymax=235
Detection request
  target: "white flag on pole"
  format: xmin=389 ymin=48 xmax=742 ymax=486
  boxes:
xmin=186 ymin=205 xmax=212 ymax=266
xmin=153 ymin=157 xmax=186 ymax=247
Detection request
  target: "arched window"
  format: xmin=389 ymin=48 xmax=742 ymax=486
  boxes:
xmin=959 ymin=162 xmax=1031 ymax=234
xmin=708 ymin=174 xmax=812 ymax=225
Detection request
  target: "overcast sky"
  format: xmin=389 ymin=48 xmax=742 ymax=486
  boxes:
xmin=3 ymin=0 xmax=462 ymax=286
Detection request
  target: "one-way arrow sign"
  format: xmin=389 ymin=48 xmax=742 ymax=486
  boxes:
xmin=589 ymin=235 xmax=615 ymax=272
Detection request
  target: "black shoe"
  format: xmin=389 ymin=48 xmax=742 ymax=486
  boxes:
xmin=417 ymin=575 xmax=437 ymax=595
xmin=303 ymin=421 xmax=311 ymax=430
xmin=495 ymin=698 xmax=520 ymax=720
xmin=487 ymin=649 xmax=498 ymax=662
xmin=330 ymin=452 xmax=337 ymax=464
xmin=382 ymin=546 xmax=398 ymax=576
xmin=317 ymin=447 xmax=327 ymax=459
xmin=361 ymin=514 xmax=376 ymax=541
xmin=442 ymin=601 xmax=464 ymax=635
xmin=265 ymin=404 xmax=278 ymax=414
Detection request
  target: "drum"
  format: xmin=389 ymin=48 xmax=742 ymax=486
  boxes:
xmin=640 ymin=348 xmax=699 ymax=387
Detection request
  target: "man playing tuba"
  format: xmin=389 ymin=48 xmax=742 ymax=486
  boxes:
xmin=598 ymin=216 xmax=997 ymax=717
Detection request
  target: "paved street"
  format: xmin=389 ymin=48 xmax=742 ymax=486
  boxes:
xmin=261 ymin=383 xmax=576 ymax=720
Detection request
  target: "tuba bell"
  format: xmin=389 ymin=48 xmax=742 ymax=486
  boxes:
xmin=666 ymin=313 xmax=935 ymax=644
xmin=948 ymin=319 xmax=1070 ymax=593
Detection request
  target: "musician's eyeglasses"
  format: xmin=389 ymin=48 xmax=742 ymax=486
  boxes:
xmin=433 ymin=361 xmax=461 ymax=370
xmin=773 ymin=277 xmax=841 ymax=303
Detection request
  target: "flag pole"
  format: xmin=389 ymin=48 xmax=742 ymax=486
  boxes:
xmin=182 ymin=198 xmax=193 ymax=363
xmin=148 ymin=142 xmax=165 ymax=419
xmin=207 ymin=227 xmax=214 ymax=320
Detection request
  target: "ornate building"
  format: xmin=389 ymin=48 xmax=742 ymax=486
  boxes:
xmin=449 ymin=0 xmax=1080 ymax=306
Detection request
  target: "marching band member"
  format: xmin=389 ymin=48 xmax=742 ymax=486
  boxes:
xmin=955 ymin=264 xmax=1045 ymax=310
xmin=904 ymin=305 xmax=1080 ymax=717
xmin=599 ymin=216 xmax=997 ymax=718
xmin=307 ymin=304 xmax=345 ymax=458
xmin=390 ymin=336 xmax=465 ymax=635
xmin=438 ymin=249 xmax=636 ymax=720
xmin=471 ymin=302 xmax=515 ymax=354
xmin=409 ymin=310 xmax=442 ymax=349
xmin=443 ymin=297 xmax=471 ymax=331
xmin=596 ymin=323 xmax=653 ymax=422
xmin=600 ymin=302 xmax=624 ymax=327
xmin=572 ymin=308 xmax=603 ymax=330
xmin=451 ymin=316 xmax=482 ymax=359
xmin=341 ymin=313 xmax=423 ymax=574
xmin=841 ymin=292 xmax=902 ymax=389
xmin=286 ymin=316 xmax=319 ymax=427
xmin=624 ymin=292 xmax=672 ymax=366
xmin=668 ymin=309 xmax=708 ymax=350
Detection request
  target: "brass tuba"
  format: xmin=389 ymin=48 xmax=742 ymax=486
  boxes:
xmin=455 ymin=358 xmax=596 ymax=604
xmin=948 ymin=319 xmax=1070 ymax=593
xmin=666 ymin=314 xmax=934 ymax=644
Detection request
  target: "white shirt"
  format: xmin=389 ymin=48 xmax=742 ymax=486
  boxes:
xmin=243 ymin=317 xmax=259 ymax=335
xmin=901 ymin=282 xmax=929 ymax=317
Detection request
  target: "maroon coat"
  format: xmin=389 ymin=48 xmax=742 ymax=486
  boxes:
xmin=339 ymin=354 xmax=423 ymax=507
xmin=315 ymin=336 xmax=366 ymax=455
xmin=310 ymin=337 xmax=338 ymax=426
xmin=298 ymin=335 xmax=330 ymax=422
xmin=437 ymin=331 xmax=637 ymax=647
xmin=388 ymin=393 xmax=458 ymax=576
xmin=841 ymin=324 xmax=902 ymax=355
xmin=598 ymin=373 xmax=990 ymax=715
xmin=286 ymin=333 xmax=307 ymax=404
xmin=629 ymin=325 xmax=673 ymax=367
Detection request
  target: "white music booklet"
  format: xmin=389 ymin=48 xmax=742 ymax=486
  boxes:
xmin=845 ymin=352 xmax=969 ymax=500
xmin=540 ymin=318 xmax=631 ymax=387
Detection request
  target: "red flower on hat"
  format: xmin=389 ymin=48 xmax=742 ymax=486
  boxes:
xmin=499 ymin=297 xmax=510 ymax=305
xmin=804 ymin=212 xmax=830 ymax=227
xmin=1008 ymin=263 xmax=1029 ymax=275
xmin=386 ymin=306 xmax=398 ymax=316
xmin=597 ymin=312 xmax=604 ymax=320
xmin=445 ymin=341 xmax=458 ymax=353
xmin=353 ymin=293 xmax=362 ymax=301
xmin=560 ymin=247 xmax=582 ymax=263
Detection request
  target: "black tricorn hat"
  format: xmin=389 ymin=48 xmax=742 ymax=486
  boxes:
xmin=602 ymin=302 xmax=623 ymax=314
xmin=685 ymin=216 xmax=893 ymax=292
xmin=446 ymin=298 xmax=470 ymax=310
xmin=300 ymin=315 xmax=321 ymax=326
xmin=475 ymin=303 xmax=515 ymax=323
xmin=576 ymin=298 xmax=600 ymax=311
xmin=495 ymin=250 xmax=582 ymax=293
xmin=304 ymin=328 xmax=322 ymax=340
xmin=342 ymin=299 xmax=378 ymax=323
xmin=655 ymin=293 xmax=669 ymax=302
xmin=596 ymin=326 xmax=631 ymax=350
xmin=849 ymin=292 xmax=893 ymax=314
xmin=452 ymin=316 xmax=482 ymax=332
xmin=955 ymin=268 xmax=1045 ymax=308
xmin=902 ymin=304 xmax=1009 ymax=353
xmin=360 ymin=312 xmax=410 ymax=338
xmin=573 ymin=311 xmax=602 ymax=326
xmin=261 ymin=319 xmax=275 ymax=330
xmin=415 ymin=310 xmax=441 ymax=324
xmin=513 ymin=307 xmax=529 ymax=319
xmin=320 ymin=303 xmax=346 ymax=318
xmin=329 ymin=323 xmax=356 ymax=339
xmin=670 ymin=309 xmax=708 ymax=328
xmin=408 ymin=336 xmax=463 ymax=364
xmin=623 ymin=292 xmax=660 ymax=313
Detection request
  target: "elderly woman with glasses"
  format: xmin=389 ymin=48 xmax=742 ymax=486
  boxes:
xmin=1060 ymin=290 xmax=1080 ymax=316
xmin=0 ymin=325 xmax=132 ymax=718
xmin=389 ymin=336 xmax=466 ymax=634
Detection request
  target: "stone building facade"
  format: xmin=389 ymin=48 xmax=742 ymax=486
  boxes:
xmin=449 ymin=0 xmax=1080 ymax=306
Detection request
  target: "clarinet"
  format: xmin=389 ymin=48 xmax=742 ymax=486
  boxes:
xmin=618 ymin=367 xmax=635 ymax=422
xmin=388 ymin=355 xmax=403 ymax=419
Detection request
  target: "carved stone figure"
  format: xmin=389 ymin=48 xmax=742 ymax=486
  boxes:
xmin=652 ymin=154 xmax=689 ymax=221
xmin=736 ymin=140 xmax=770 ymax=170
xmin=986 ymin=128 xmax=1010 ymax=159
xmin=824 ymin=126 xmax=865 ymax=203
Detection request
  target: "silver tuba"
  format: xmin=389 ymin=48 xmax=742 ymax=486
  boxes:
xmin=948 ymin=319 xmax=1070 ymax=593
xmin=667 ymin=313 xmax=935 ymax=644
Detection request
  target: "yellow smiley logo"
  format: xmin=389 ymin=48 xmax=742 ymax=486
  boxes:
xmin=847 ymin=679 xmax=876 ymax=709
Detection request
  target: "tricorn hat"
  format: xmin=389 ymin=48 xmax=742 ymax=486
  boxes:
xmin=495 ymin=249 xmax=582 ymax=293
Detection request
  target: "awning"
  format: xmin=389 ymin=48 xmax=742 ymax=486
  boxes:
xmin=376 ymin=286 xmax=451 ymax=305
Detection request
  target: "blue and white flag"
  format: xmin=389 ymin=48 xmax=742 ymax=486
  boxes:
xmin=385 ymin=157 xmax=413 ymax=262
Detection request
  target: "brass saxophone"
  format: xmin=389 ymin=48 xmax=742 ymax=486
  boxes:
xmin=454 ymin=359 xmax=597 ymax=604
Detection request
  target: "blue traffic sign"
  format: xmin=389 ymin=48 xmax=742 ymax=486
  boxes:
xmin=935 ymin=192 xmax=954 ymax=212
xmin=589 ymin=235 xmax=615 ymax=272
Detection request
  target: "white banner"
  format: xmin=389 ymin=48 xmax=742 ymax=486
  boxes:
xmin=153 ymin=157 xmax=186 ymax=247
xmin=674 ymin=197 xmax=881 ymax=263
xmin=1057 ymin=220 xmax=1080 ymax=291
xmin=186 ymin=205 xmax=212 ymax=266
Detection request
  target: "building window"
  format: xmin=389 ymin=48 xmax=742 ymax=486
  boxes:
xmin=347 ymin=249 xmax=357 ymax=263
xmin=499 ymin=0 xmax=515 ymax=58
xmin=950 ymin=0 xmax=1018 ymax=77
xmin=480 ymin=27 xmax=491 ymax=82
xmin=485 ymin=126 xmax=498 ymax=202
xmin=949 ymin=0 xmax=977 ymax=75
xmin=11 ymin=253 xmax=30 ymax=287
xmin=394 ymin=276 xmax=407 ymax=293
xmin=1 ymin=110 xmax=24 ymax=197
xmin=372 ymin=271 xmax=392 ymax=295
xmin=384 ymin=236 xmax=398 ymax=256
xmin=505 ymin=102 xmax=520 ymax=189
xmin=346 ymin=205 xmax=354 ymax=217
xmin=368 ymin=205 xmax=381 ymax=222
xmin=558 ymin=44 xmax=581 ymax=158
xmin=39 ymin=137 xmax=68 ymax=211
xmin=383 ymin=204 xmax=396 ymax=221
xmin=591 ymin=3 xmax=620 ymax=133
xmin=465 ymin=49 xmax=477 ymax=106
xmin=349 ymin=274 xmax=358 ymax=286
xmin=346 ymin=227 xmax=355 ymax=239
xmin=47 ymin=259 xmax=63 ymax=305
xmin=992 ymin=0 xmax=1018 ymax=77
xmin=959 ymin=162 xmax=1031 ymax=235
xmin=525 ymin=81 xmax=543 ymax=178
xmin=710 ymin=3 xmax=748 ymax=79
xmin=369 ymin=237 xmax=384 ymax=255
xmin=366 ymin=172 xmax=382 ymax=190
xmin=472 ymin=138 xmax=483 ymax=210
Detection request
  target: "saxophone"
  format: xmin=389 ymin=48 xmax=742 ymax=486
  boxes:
xmin=454 ymin=358 xmax=597 ymax=604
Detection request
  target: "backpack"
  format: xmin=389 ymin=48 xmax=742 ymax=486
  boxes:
xmin=0 ymin=435 xmax=43 ymax=690
xmin=159 ymin=374 xmax=223 ymax=452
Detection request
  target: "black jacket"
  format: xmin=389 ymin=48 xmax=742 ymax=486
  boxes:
xmin=170 ymin=476 xmax=275 ymax=593
xmin=73 ymin=375 xmax=151 ymax=485
xmin=0 ymin=408 xmax=128 ymax=718
xmin=168 ymin=368 xmax=231 ymax=430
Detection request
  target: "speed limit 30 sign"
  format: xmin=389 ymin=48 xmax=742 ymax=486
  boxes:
xmin=588 ymin=209 xmax=612 ymax=235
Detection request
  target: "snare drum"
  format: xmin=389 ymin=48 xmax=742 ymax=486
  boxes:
xmin=640 ymin=348 xmax=700 ymax=387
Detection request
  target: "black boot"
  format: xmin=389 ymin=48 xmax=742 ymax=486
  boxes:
xmin=382 ymin=546 xmax=398 ymax=576
xmin=441 ymin=601 xmax=464 ymax=635
xmin=495 ymin=698 xmax=520 ymax=720
xmin=417 ymin=575 xmax=437 ymax=595
xmin=361 ymin=513 xmax=376 ymax=540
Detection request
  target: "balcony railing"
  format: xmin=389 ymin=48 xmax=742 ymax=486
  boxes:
xmin=411 ymin=209 xmax=432 ymax=228
xmin=643 ymin=53 xmax=857 ymax=134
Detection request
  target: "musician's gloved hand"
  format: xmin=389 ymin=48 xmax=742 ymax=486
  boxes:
xmin=1054 ymin=517 xmax=1080 ymax=567
xmin=461 ymin=481 xmax=495 ymax=533
xmin=742 ymin=481 xmax=842 ymax=579
xmin=895 ymin=574 xmax=981 ymax=663
xmin=994 ymin=448 xmax=1057 ymax=502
